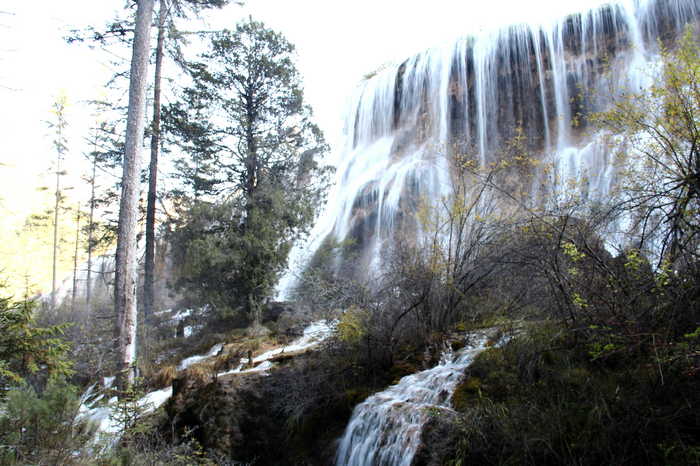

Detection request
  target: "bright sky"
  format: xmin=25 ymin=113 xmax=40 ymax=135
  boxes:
xmin=0 ymin=0 xmax=612 ymax=212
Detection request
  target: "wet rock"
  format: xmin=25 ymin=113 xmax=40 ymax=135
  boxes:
xmin=412 ymin=410 xmax=459 ymax=466
xmin=263 ymin=301 xmax=295 ymax=323
xmin=166 ymin=377 xmax=245 ymax=460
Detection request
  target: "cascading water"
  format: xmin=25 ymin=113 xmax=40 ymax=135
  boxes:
xmin=278 ymin=0 xmax=700 ymax=297
xmin=334 ymin=331 xmax=492 ymax=466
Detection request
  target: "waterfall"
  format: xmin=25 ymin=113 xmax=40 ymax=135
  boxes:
xmin=335 ymin=332 xmax=491 ymax=466
xmin=278 ymin=0 xmax=700 ymax=296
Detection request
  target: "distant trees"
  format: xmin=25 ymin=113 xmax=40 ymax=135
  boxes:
xmin=83 ymin=98 xmax=123 ymax=314
xmin=167 ymin=19 xmax=331 ymax=324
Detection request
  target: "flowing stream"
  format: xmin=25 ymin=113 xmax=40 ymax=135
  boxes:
xmin=335 ymin=331 xmax=492 ymax=466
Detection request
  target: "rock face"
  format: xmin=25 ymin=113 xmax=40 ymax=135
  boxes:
xmin=163 ymin=359 xmax=350 ymax=466
xmin=166 ymin=376 xmax=245 ymax=459
xmin=281 ymin=0 xmax=700 ymax=289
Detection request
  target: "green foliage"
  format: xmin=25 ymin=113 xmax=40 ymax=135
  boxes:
xmin=111 ymin=377 xmax=150 ymax=439
xmin=447 ymin=322 xmax=700 ymax=466
xmin=171 ymin=193 xmax=317 ymax=321
xmin=335 ymin=306 xmax=368 ymax=345
xmin=0 ymin=378 xmax=98 ymax=465
xmin=167 ymin=18 xmax=331 ymax=323
xmin=0 ymin=282 xmax=72 ymax=387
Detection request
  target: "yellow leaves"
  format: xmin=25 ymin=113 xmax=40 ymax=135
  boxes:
xmin=336 ymin=306 xmax=369 ymax=345
xmin=572 ymin=292 xmax=588 ymax=310
xmin=623 ymin=249 xmax=644 ymax=273
xmin=562 ymin=241 xmax=585 ymax=262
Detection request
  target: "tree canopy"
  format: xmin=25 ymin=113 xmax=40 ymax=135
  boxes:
xmin=166 ymin=18 xmax=332 ymax=322
xmin=0 ymin=282 xmax=72 ymax=388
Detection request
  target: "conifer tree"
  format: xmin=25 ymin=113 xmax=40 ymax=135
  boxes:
xmin=48 ymin=90 xmax=70 ymax=316
xmin=0 ymin=281 xmax=72 ymax=387
xmin=167 ymin=18 xmax=331 ymax=324
xmin=114 ymin=0 xmax=154 ymax=393
xmin=144 ymin=0 xmax=238 ymax=327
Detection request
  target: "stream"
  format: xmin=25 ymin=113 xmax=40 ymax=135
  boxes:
xmin=335 ymin=331 xmax=491 ymax=466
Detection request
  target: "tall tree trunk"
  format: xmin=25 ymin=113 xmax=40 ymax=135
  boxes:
xmin=71 ymin=203 xmax=80 ymax=318
xmin=51 ymin=142 xmax=61 ymax=317
xmin=86 ymin=152 xmax=97 ymax=316
xmin=50 ymin=108 xmax=65 ymax=317
xmin=114 ymin=0 xmax=154 ymax=395
xmin=144 ymin=0 xmax=167 ymax=329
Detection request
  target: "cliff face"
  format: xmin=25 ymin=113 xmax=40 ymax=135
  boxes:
xmin=390 ymin=0 xmax=699 ymax=157
xmin=279 ymin=0 xmax=700 ymax=288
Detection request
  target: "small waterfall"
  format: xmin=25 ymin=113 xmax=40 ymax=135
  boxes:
xmin=335 ymin=332 xmax=491 ymax=466
xmin=278 ymin=0 xmax=700 ymax=297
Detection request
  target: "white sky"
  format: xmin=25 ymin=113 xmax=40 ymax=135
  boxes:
xmin=0 ymin=0 xmax=611 ymax=212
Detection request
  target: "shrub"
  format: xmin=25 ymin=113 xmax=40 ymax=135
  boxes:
xmin=0 ymin=378 xmax=99 ymax=465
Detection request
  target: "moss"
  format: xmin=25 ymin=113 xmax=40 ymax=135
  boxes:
xmin=390 ymin=362 xmax=417 ymax=384
xmin=451 ymin=377 xmax=482 ymax=412
xmin=451 ymin=339 xmax=466 ymax=351
xmin=344 ymin=388 xmax=370 ymax=407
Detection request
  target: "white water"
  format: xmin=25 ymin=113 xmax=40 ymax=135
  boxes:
xmin=217 ymin=319 xmax=334 ymax=376
xmin=82 ymin=320 xmax=333 ymax=433
xmin=278 ymin=0 xmax=700 ymax=298
xmin=81 ymin=386 xmax=174 ymax=434
xmin=335 ymin=331 xmax=492 ymax=466
xmin=178 ymin=342 xmax=224 ymax=370
xmin=43 ymin=252 xmax=116 ymax=307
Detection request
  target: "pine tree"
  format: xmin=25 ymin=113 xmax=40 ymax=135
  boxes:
xmin=144 ymin=0 xmax=239 ymax=328
xmin=167 ymin=18 xmax=332 ymax=324
xmin=114 ymin=0 xmax=154 ymax=394
xmin=48 ymin=90 xmax=70 ymax=317
xmin=0 ymin=281 xmax=72 ymax=387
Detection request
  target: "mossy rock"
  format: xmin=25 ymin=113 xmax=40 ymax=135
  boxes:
xmin=165 ymin=378 xmax=244 ymax=459
xmin=470 ymin=347 xmax=505 ymax=375
xmin=451 ymin=339 xmax=466 ymax=351
xmin=451 ymin=376 xmax=482 ymax=412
